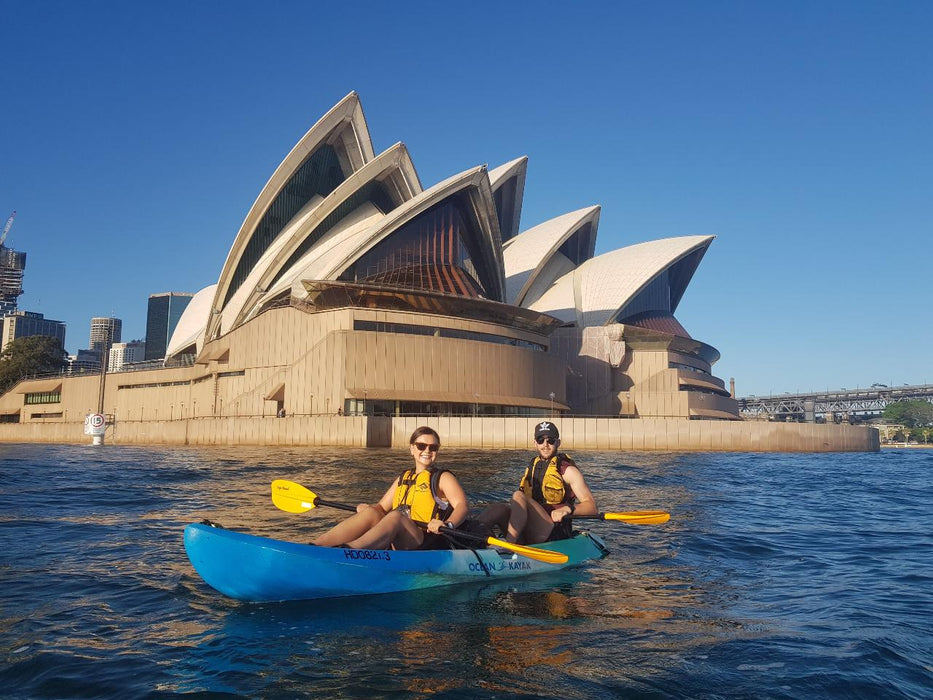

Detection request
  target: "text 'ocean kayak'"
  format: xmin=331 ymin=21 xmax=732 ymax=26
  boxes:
xmin=184 ymin=523 xmax=609 ymax=602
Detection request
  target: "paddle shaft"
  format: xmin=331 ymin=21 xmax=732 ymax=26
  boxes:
xmin=571 ymin=511 xmax=670 ymax=524
xmin=314 ymin=498 xmax=357 ymax=513
xmin=438 ymin=526 xmax=567 ymax=564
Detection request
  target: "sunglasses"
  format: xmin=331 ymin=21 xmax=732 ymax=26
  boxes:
xmin=535 ymin=436 xmax=557 ymax=445
xmin=413 ymin=441 xmax=439 ymax=452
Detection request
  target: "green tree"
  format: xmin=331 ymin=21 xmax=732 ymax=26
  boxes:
xmin=883 ymin=399 xmax=933 ymax=428
xmin=0 ymin=336 xmax=68 ymax=395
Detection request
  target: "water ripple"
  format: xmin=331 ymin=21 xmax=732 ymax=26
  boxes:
xmin=1 ymin=445 xmax=931 ymax=698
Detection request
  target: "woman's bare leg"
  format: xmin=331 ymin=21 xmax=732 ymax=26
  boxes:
xmin=347 ymin=510 xmax=424 ymax=550
xmin=313 ymin=505 xmax=384 ymax=547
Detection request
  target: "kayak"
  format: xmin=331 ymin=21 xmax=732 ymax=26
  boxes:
xmin=183 ymin=522 xmax=609 ymax=602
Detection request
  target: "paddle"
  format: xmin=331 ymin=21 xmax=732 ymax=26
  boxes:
xmin=573 ymin=510 xmax=670 ymax=525
xmin=271 ymin=479 xmax=357 ymax=513
xmin=435 ymin=526 xmax=568 ymax=565
xmin=270 ymin=480 xmax=568 ymax=564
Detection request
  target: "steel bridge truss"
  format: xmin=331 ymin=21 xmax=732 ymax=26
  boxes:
xmin=739 ymin=384 xmax=933 ymax=421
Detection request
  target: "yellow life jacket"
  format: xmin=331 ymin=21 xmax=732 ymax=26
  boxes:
xmin=391 ymin=467 xmax=452 ymax=524
xmin=520 ymin=454 xmax=575 ymax=509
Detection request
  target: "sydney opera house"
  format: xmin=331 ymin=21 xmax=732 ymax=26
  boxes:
xmin=12 ymin=91 xmax=878 ymax=451
xmin=158 ymin=92 xmax=737 ymax=420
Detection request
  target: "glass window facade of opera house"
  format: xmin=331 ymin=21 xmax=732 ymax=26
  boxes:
xmin=338 ymin=199 xmax=488 ymax=298
xmin=0 ymin=91 xmax=746 ymax=436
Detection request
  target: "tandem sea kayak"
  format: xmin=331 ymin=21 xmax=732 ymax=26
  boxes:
xmin=183 ymin=522 xmax=609 ymax=602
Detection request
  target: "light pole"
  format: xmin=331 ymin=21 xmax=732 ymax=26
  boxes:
xmin=549 ymin=391 xmax=555 ymax=418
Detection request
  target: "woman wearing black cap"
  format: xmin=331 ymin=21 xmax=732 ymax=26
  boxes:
xmin=480 ymin=421 xmax=597 ymax=544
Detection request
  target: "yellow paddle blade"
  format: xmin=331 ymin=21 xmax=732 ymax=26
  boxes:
xmin=604 ymin=510 xmax=670 ymax=525
xmin=486 ymin=536 xmax=569 ymax=564
xmin=271 ymin=479 xmax=319 ymax=514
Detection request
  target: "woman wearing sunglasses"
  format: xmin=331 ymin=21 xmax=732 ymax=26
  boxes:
xmin=479 ymin=421 xmax=597 ymax=544
xmin=313 ymin=426 xmax=469 ymax=550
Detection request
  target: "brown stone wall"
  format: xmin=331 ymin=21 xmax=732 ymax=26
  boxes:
xmin=0 ymin=415 xmax=879 ymax=452
xmin=0 ymin=304 xmax=564 ymax=430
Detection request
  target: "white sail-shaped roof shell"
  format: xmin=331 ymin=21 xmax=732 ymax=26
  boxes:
xmin=217 ymin=196 xmax=323 ymax=335
xmin=221 ymin=142 xmax=421 ymax=331
xmin=303 ymin=164 xmax=506 ymax=302
xmin=206 ymin=92 xmax=376 ymax=341
xmin=265 ymin=202 xmax=386 ymax=308
xmin=528 ymin=235 xmax=714 ymax=327
xmin=502 ymin=206 xmax=600 ymax=306
xmin=165 ymin=284 xmax=217 ymax=358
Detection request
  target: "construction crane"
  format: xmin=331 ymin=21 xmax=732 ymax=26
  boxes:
xmin=0 ymin=210 xmax=15 ymax=247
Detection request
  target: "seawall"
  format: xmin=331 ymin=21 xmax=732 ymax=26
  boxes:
xmin=0 ymin=415 xmax=880 ymax=452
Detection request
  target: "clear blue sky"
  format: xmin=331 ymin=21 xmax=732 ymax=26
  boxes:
xmin=2 ymin=1 xmax=930 ymax=396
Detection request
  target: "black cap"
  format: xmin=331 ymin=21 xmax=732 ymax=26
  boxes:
xmin=534 ymin=421 xmax=559 ymax=440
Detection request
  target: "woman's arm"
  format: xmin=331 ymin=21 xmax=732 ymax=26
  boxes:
xmin=367 ymin=481 xmax=397 ymax=515
xmin=428 ymin=471 xmax=470 ymax=533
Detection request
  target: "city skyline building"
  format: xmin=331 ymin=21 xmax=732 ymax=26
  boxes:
xmin=108 ymin=340 xmax=146 ymax=372
xmin=1 ymin=310 xmax=66 ymax=352
xmin=66 ymin=349 xmax=100 ymax=374
xmin=89 ymin=317 xmax=122 ymax=354
xmin=0 ymin=243 xmax=26 ymax=318
xmin=145 ymin=293 xmax=193 ymax=360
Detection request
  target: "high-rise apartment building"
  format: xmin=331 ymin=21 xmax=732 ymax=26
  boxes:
xmin=89 ymin=317 xmax=122 ymax=354
xmin=108 ymin=340 xmax=146 ymax=372
xmin=0 ymin=243 xmax=26 ymax=318
xmin=145 ymin=292 xmax=193 ymax=360
xmin=1 ymin=311 xmax=66 ymax=352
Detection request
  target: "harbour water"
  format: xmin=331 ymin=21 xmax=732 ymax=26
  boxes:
xmin=1 ymin=443 xmax=930 ymax=698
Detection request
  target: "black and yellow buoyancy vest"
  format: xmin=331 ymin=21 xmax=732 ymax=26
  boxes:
xmin=520 ymin=453 xmax=576 ymax=510
xmin=391 ymin=467 xmax=453 ymax=524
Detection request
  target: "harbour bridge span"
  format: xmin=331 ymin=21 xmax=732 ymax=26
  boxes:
xmin=738 ymin=384 xmax=933 ymax=422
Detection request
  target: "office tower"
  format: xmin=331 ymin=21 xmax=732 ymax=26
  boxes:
xmin=145 ymin=292 xmax=193 ymax=360
xmin=89 ymin=317 xmax=122 ymax=354
xmin=108 ymin=340 xmax=146 ymax=372
xmin=1 ymin=311 xmax=66 ymax=352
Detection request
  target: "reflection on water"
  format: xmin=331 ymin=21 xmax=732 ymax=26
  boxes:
xmin=1 ymin=444 xmax=930 ymax=698
xmin=492 ymin=589 xmax=585 ymax=620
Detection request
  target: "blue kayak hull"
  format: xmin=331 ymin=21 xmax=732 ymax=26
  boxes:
xmin=183 ymin=523 xmax=609 ymax=602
